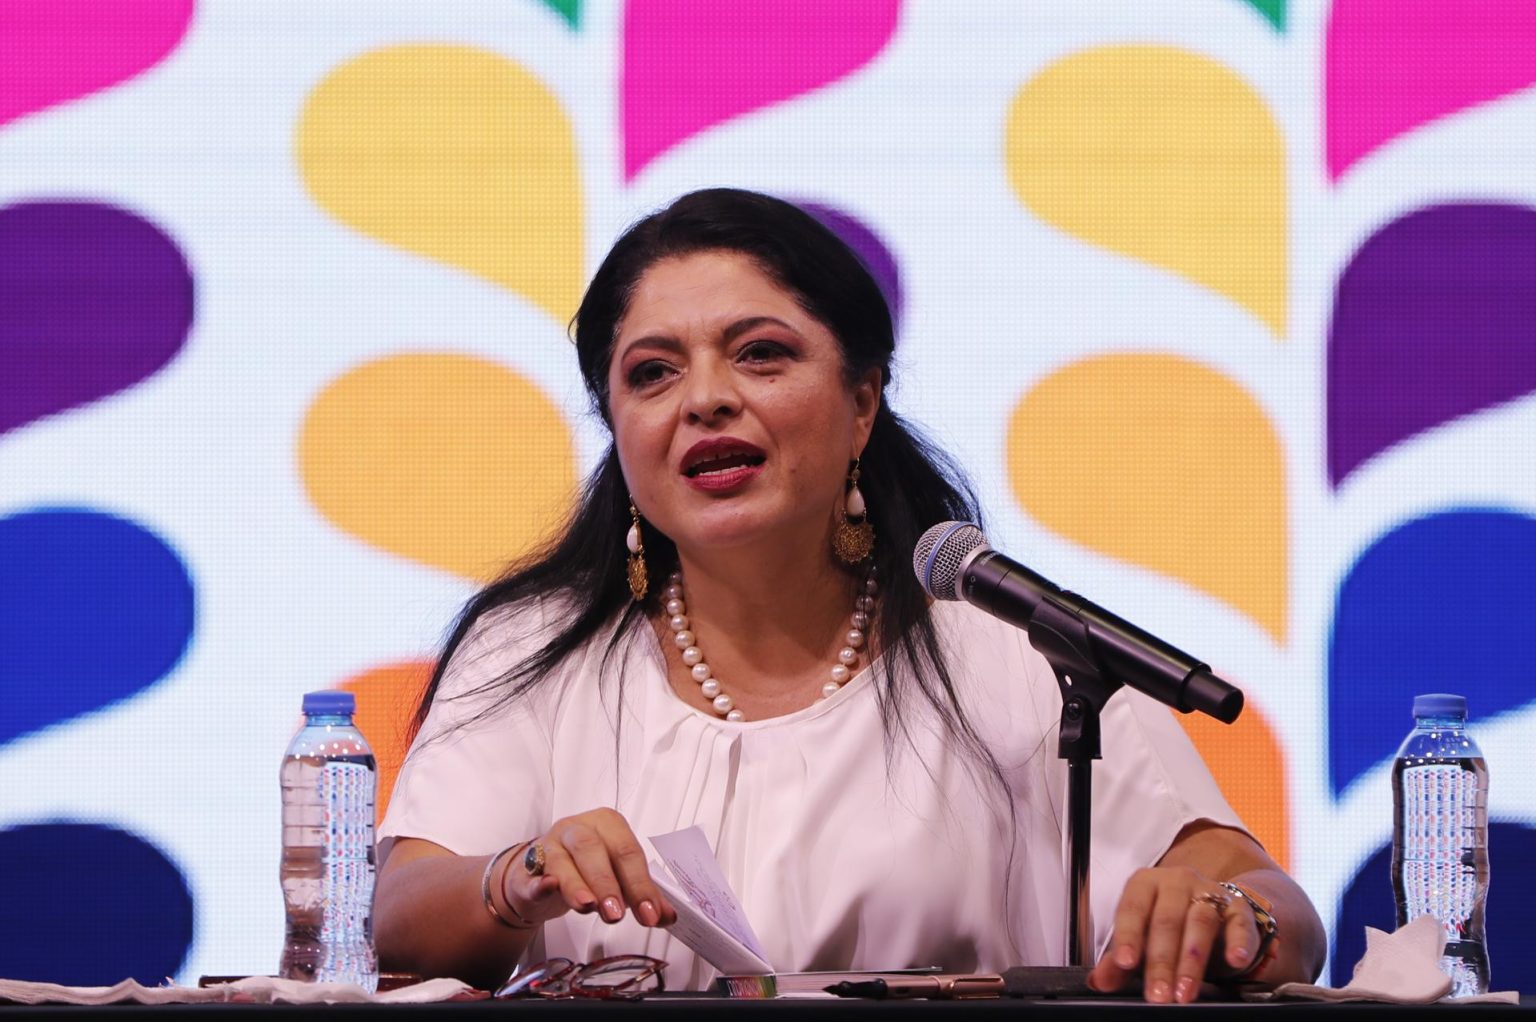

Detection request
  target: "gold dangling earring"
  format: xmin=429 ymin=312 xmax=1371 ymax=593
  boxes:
xmin=626 ymin=499 xmax=649 ymax=601
xmin=832 ymin=458 xmax=875 ymax=564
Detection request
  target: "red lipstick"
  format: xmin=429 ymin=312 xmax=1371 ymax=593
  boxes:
xmin=680 ymin=437 xmax=766 ymax=492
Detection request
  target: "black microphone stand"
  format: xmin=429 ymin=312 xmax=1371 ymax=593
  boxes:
xmin=1000 ymin=596 xmax=1147 ymax=996
xmin=922 ymin=524 xmax=1246 ymax=997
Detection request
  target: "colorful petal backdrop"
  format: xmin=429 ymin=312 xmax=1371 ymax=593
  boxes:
xmin=1 ymin=0 xmax=1533 ymax=987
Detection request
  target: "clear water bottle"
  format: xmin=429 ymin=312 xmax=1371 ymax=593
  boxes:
xmin=279 ymin=690 xmax=378 ymax=991
xmin=1391 ymin=693 xmax=1490 ymax=997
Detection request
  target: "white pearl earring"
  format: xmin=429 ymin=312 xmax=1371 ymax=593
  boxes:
xmin=626 ymin=499 xmax=648 ymax=601
xmin=832 ymin=458 xmax=874 ymax=564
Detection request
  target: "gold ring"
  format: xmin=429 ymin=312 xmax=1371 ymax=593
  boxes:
xmin=523 ymin=842 xmax=547 ymax=877
xmin=1190 ymin=890 xmax=1231 ymax=918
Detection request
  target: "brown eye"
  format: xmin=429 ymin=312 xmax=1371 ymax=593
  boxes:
xmin=627 ymin=360 xmax=674 ymax=388
xmin=738 ymin=340 xmax=789 ymax=364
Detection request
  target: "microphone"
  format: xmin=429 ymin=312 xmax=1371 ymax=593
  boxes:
xmin=914 ymin=522 xmax=1243 ymax=723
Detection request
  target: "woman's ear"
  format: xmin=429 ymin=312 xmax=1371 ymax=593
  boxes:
xmin=851 ymin=365 xmax=882 ymax=450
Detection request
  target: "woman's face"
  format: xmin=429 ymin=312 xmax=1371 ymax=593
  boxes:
xmin=608 ymin=250 xmax=880 ymax=561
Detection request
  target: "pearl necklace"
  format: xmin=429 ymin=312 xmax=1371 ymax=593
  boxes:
xmin=662 ymin=569 xmax=877 ymax=722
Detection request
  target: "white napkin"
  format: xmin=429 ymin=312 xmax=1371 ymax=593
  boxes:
xmin=0 ymin=975 xmax=476 ymax=1006
xmin=220 ymin=976 xmax=478 ymax=1003
xmin=1264 ymin=914 xmax=1517 ymax=1005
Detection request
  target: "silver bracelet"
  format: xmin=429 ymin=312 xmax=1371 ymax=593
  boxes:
xmin=1218 ymin=882 xmax=1279 ymax=981
xmin=480 ymin=841 xmax=539 ymax=930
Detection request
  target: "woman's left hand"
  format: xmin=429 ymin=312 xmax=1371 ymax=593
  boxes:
xmin=1087 ymin=864 xmax=1259 ymax=1003
xmin=1087 ymin=822 xmax=1327 ymax=1003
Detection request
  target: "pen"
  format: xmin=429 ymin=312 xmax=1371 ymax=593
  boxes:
xmin=826 ymin=975 xmax=1005 ymax=999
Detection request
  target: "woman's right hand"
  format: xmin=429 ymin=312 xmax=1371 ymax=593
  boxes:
xmin=505 ymin=808 xmax=679 ymax=928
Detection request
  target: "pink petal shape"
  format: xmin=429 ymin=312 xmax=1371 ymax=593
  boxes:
xmin=1327 ymin=0 xmax=1536 ymax=180
xmin=622 ymin=0 xmax=900 ymax=181
xmin=0 ymin=0 xmax=195 ymax=127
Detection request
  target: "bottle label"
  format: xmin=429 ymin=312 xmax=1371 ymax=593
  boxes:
xmin=318 ymin=760 xmax=374 ymax=950
xmin=1400 ymin=764 xmax=1481 ymax=938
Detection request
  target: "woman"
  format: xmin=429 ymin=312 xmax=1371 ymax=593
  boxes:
xmin=374 ymin=188 xmax=1324 ymax=1001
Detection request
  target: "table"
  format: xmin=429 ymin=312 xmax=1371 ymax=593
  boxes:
xmin=2 ymin=996 xmax=1532 ymax=1020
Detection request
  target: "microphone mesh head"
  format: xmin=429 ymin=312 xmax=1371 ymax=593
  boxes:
xmin=912 ymin=521 xmax=986 ymax=600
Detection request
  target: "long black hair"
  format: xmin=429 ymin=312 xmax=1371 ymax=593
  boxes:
xmin=412 ymin=189 xmax=1002 ymax=788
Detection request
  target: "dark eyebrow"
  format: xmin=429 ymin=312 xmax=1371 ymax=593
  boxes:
xmin=722 ymin=316 xmax=799 ymax=341
xmin=619 ymin=316 xmax=802 ymax=356
xmin=619 ymin=334 xmax=685 ymax=357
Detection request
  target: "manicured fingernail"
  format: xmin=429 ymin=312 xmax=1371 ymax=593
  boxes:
xmin=575 ymin=891 xmax=597 ymax=912
xmin=1148 ymin=979 xmax=1171 ymax=1003
xmin=1175 ymin=977 xmax=1196 ymax=1003
xmin=637 ymin=900 xmax=660 ymax=926
xmin=1229 ymin=945 xmax=1252 ymax=965
xmin=600 ymin=896 xmax=623 ymax=922
xmin=1114 ymin=945 xmax=1137 ymax=969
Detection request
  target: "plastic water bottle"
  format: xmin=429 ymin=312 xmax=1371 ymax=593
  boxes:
xmin=1391 ymin=693 xmax=1490 ymax=997
xmin=279 ymin=690 xmax=379 ymax=991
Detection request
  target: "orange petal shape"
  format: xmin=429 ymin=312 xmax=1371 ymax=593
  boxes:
xmin=299 ymin=353 xmax=577 ymax=582
xmin=339 ymin=660 xmax=433 ymax=825
xmin=1005 ymin=45 xmax=1287 ymax=335
xmin=1007 ymin=354 xmax=1287 ymax=641
xmin=296 ymin=45 xmax=583 ymax=323
xmin=1175 ymin=699 xmax=1290 ymax=871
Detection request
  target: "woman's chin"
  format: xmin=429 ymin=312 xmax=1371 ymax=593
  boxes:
xmin=669 ymin=514 xmax=810 ymax=560
xmin=674 ymin=526 xmax=773 ymax=556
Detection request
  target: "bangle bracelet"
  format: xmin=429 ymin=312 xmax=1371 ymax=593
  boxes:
xmin=1219 ymin=881 xmax=1279 ymax=981
xmin=481 ymin=841 xmax=539 ymax=930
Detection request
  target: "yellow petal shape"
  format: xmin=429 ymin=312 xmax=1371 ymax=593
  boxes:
xmin=296 ymin=45 xmax=582 ymax=322
xmin=1175 ymin=699 xmax=1290 ymax=871
xmin=339 ymin=660 xmax=433 ymax=825
xmin=300 ymin=353 xmax=577 ymax=581
xmin=1005 ymin=45 xmax=1287 ymax=335
xmin=1007 ymin=354 xmax=1287 ymax=641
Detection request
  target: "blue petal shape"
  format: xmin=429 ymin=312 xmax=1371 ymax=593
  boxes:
xmin=1328 ymin=510 xmax=1536 ymax=796
xmin=1334 ymin=822 xmax=1536 ymax=989
xmin=0 ymin=822 xmax=195 ymax=984
xmin=0 ymin=508 xmax=195 ymax=746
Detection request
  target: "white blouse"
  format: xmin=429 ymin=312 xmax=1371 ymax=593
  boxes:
xmin=379 ymin=598 xmax=1244 ymax=989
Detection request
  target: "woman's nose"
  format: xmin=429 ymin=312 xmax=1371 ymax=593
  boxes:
xmin=681 ymin=359 xmax=740 ymax=423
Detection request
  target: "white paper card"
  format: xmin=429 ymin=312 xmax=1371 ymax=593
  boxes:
xmin=649 ymin=825 xmax=772 ymax=974
xmin=649 ymin=861 xmax=772 ymax=976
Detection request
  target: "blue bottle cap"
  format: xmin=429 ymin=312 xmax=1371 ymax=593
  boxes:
xmin=302 ymin=690 xmax=355 ymax=716
xmin=1412 ymin=693 xmax=1466 ymax=719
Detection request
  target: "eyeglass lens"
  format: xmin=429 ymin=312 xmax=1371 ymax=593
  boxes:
xmin=495 ymin=957 xmax=576 ymax=998
xmin=571 ymin=956 xmax=666 ymax=999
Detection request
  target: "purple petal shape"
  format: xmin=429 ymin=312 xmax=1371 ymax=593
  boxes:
xmin=1327 ymin=203 xmax=1536 ymax=487
xmin=0 ymin=201 xmax=195 ymax=437
xmin=796 ymin=200 xmax=904 ymax=334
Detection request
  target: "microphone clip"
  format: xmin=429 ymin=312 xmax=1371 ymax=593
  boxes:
xmin=1022 ymin=594 xmax=1121 ymax=764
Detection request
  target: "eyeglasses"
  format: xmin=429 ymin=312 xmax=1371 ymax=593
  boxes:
xmin=495 ymin=955 xmax=666 ymax=1000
